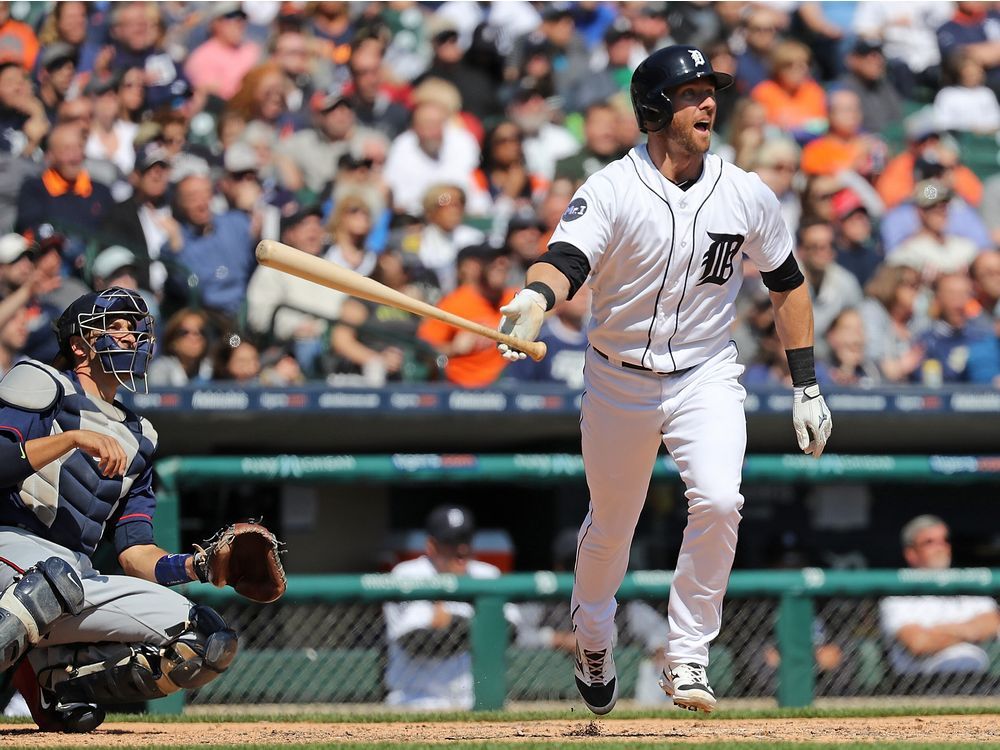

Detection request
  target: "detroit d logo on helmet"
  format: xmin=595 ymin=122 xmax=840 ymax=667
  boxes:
xmin=688 ymin=49 xmax=706 ymax=67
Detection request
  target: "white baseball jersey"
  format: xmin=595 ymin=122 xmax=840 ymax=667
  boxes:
xmin=383 ymin=556 xmax=520 ymax=709
xmin=549 ymin=148 xmax=793 ymax=372
xmin=563 ymin=146 xmax=795 ymax=671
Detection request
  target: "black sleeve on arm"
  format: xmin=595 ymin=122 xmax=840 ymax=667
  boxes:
xmin=0 ymin=434 xmax=34 ymax=487
xmin=759 ymin=252 xmax=805 ymax=292
xmin=536 ymin=242 xmax=592 ymax=300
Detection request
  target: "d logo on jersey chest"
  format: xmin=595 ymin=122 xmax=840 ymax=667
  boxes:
xmin=697 ymin=232 xmax=745 ymax=286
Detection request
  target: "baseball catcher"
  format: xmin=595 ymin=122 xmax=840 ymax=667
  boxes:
xmin=0 ymin=288 xmax=284 ymax=734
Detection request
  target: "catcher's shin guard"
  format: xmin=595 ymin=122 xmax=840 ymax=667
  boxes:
xmin=53 ymin=605 xmax=237 ymax=704
xmin=0 ymin=557 xmax=85 ymax=672
xmin=161 ymin=604 xmax=238 ymax=689
xmin=52 ymin=643 xmax=178 ymax=704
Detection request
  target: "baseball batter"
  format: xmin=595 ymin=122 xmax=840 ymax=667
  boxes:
xmin=0 ymin=288 xmax=241 ymax=733
xmin=499 ymin=46 xmax=833 ymax=714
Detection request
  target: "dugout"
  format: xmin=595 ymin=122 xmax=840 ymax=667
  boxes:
xmin=107 ymin=382 xmax=1000 ymax=577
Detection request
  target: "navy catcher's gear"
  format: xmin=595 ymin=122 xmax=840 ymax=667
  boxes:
xmin=50 ymin=605 xmax=238 ymax=704
xmin=0 ymin=361 xmax=159 ymax=557
xmin=630 ymin=45 xmax=734 ymax=133
xmin=0 ymin=557 xmax=84 ymax=672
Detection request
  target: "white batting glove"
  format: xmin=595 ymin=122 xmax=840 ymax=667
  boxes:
xmin=497 ymin=289 xmax=547 ymax=361
xmin=792 ymin=384 xmax=833 ymax=459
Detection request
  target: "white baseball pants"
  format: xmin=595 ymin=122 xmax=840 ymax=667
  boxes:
xmin=571 ymin=343 xmax=746 ymax=666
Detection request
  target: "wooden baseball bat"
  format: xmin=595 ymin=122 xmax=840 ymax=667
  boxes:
xmin=255 ymin=240 xmax=547 ymax=362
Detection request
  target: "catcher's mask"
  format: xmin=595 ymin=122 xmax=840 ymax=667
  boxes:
xmin=56 ymin=287 xmax=156 ymax=394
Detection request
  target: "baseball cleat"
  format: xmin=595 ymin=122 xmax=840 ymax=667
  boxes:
xmin=11 ymin=661 xmax=105 ymax=733
xmin=660 ymin=662 xmax=717 ymax=713
xmin=574 ymin=642 xmax=618 ymax=715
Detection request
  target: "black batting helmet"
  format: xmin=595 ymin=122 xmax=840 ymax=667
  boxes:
xmin=630 ymin=45 xmax=734 ymax=133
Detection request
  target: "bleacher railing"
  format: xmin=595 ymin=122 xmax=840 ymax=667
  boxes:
xmin=169 ymin=569 xmax=1000 ymax=711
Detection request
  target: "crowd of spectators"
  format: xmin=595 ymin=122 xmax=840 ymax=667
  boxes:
xmin=0 ymin=1 xmax=999 ymax=390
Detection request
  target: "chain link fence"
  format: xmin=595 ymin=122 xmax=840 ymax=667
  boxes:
xmin=189 ymin=594 xmax=1000 ymax=705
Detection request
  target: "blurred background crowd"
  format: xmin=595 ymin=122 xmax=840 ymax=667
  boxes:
xmin=0 ymin=0 xmax=999 ymax=390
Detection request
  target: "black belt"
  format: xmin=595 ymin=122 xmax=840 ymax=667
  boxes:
xmin=593 ymin=347 xmax=694 ymax=376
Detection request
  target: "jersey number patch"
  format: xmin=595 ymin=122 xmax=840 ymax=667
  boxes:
xmin=697 ymin=232 xmax=745 ymax=286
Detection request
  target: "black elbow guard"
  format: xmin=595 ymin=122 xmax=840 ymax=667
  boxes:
xmin=760 ymin=252 xmax=804 ymax=292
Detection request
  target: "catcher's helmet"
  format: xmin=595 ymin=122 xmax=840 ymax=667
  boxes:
xmin=55 ymin=287 xmax=155 ymax=393
xmin=630 ymin=45 xmax=734 ymax=133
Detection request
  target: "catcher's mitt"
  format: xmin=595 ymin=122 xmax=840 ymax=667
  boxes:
xmin=193 ymin=521 xmax=287 ymax=603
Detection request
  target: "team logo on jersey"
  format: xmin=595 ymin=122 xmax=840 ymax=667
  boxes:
xmin=562 ymin=198 xmax=588 ymax=222
xmin=689 ymin=49 xmax=706 ymax=67
xmin=697 ymin=232 xmax=745 ymax=286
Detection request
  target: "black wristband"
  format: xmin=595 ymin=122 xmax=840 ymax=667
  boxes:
xmin=786 ymin=346 xmax=818 ymax=388
xmin=525 ymin=281 xmax=556 ymax=311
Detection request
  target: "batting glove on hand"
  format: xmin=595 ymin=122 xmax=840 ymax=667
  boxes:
xmin=497 ymin=288 xmax=546 ymax=361
xmin=792 ymin=384 xmax=832 ymax=459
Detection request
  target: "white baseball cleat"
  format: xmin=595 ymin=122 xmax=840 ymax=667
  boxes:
xmin=574 ymin=642 xmax=619 ymax=715
xmin=659 ymin=662 xmax=717 ymax=713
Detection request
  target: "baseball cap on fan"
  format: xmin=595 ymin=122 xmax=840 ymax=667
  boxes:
xmin=208 ymin=2 xmax=247 ymax=22
xmin=914 ymin=179 xmax=952 ymax=208
xmin=456 ymin=242 xmax=507 ymax=265
xmin=311 ymin=83 xmax=351 ymax=113
xmin=84 ymin=72 xmax=117 ymax=97
xmin=904 ymin=108 xmax=940 ymax=144
xmin=39 ymin=42 xmax=77 ymax=71
xmin=507 ymin=209 xmax=545 ymax=233
xmin=540 ymin=2 xmax=573 ymax=22
xmin=223 ymin=141 xmax=260 ymax=175
xmin=92 ymin=245 xmax=137 ymax=280
xmin=604 ymin=19 xmax=635 ymax=46
xmin=426 ymin=504 xmax=475 ymax=545
xmin=425 ymin=14 xmax=459 ymax=44
xmin=831 ymin=189 xmax=866 ymax=220
xmin=28 ymin=223 xmax=66 ymax=255
xmin=279 ymin=202 xmax=323 ymax=234
xmin=135 ymin=142 xmax=171 ymax=172
xmin=0 ymin=233 xmax=32 ymax=264
xmin=850 ymin=37 xmax=883 ymax=56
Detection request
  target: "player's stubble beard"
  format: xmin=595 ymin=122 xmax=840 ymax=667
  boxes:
xmin=666 ymin=115 xmax=712 ymax=157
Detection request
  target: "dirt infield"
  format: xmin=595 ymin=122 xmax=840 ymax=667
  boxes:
xmin=3 ymin=714 xmax=1000 ymax=746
